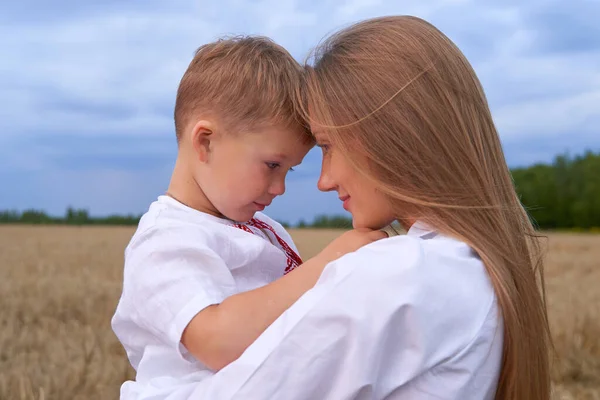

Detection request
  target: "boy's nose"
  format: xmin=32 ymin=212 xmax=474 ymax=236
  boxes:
xmin=269 ymin=178 xmax=286 ymax=196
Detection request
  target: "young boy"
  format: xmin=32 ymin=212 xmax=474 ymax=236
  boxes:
xmin=111 ymin=36 xmax=385 ymax=398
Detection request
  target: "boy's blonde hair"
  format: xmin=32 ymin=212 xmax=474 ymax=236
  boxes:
xmin=174 ymin=36 xmax=311 ymax=142
xmin=304 ymin=16 xmax=551 ymax=400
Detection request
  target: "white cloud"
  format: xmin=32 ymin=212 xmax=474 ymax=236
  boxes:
xmin=336 ymin=0 xmax=384 ymax=20
xmin=1 ymin=0 xmax=598 ymax=218
xmin=0 ymin=0 xmax=323 ymax=138
xmin=495 ymin=89 xmax=600 ymax=140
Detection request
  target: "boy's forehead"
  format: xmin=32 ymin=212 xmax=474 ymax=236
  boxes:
xmin=248 ymin=125 xmax=309 ymax=148
xmin=256 ymin=123 xmax=313 ymax=144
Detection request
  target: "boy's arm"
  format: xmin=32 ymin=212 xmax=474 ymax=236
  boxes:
xmin=181 ymin=254 xmax=330 ymax=370
xmin=181 ymin=228 xmax=387 ymax=371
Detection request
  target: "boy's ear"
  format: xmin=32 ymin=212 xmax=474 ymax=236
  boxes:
xmin=191 ymin=120 xmax=216 ymax=163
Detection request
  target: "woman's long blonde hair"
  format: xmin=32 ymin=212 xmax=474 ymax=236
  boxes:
xmin=303 ymin=16 xmax=551 ymax=400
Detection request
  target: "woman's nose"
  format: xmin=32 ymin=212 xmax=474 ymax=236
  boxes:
xmin=317 ymin=167 xmax=335 ymax=192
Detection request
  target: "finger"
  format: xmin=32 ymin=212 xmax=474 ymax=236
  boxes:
xmin=380 ymin=224 xmax=401 ymax=238
xmin=374 ymin=229 xmax=389 ymax=239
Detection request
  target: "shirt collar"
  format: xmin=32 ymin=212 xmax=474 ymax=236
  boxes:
xmin=406 ymin=220 xmax=438 ymax=239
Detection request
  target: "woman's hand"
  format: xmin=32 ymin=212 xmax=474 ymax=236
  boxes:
xmin=317 ymin=228 xmax=388 ymax=264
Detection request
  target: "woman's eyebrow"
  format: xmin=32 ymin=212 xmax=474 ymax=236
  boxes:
xmin=312 ymin=131 xmax=326 ymax=141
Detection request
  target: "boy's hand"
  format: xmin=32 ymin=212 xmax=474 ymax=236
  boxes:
xmin=318 ymin=228 xmax=388 ymax=263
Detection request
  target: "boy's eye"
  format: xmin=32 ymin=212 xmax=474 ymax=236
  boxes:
xmin=266 ymin=162 xmax=280 ymax=169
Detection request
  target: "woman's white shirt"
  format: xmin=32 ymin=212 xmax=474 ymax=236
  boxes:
xmin=152 ymin=222 xmax=503 ymax=400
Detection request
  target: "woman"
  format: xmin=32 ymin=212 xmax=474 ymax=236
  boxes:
xmin=188 ymin=15 xmax=551 ymax=400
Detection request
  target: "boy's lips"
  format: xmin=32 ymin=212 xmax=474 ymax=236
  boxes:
xmin=254 ymin=201 xmax=271 ymax=210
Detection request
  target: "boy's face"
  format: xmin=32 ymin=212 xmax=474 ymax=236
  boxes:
xmin=197 ymin=124 xmax=312 ymax=222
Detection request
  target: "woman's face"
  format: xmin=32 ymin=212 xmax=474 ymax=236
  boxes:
xmin=313 ymin=130 xmax=396 ymax=230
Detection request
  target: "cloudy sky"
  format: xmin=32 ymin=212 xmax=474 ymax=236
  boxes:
xmin=2 ymin=0 xmax=599 ymax=224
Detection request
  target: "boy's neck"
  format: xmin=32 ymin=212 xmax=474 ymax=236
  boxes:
xmin=167 ymin=154 xmax=224 ymax=219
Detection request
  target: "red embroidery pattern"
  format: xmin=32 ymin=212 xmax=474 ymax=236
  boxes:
xmin=234 ymin=224 xmax=253 ymax=234
xmin=233 ymin=218 xmax=303 ymax=274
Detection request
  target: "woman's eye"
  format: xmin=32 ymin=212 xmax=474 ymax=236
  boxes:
xmin=317 ymin=144 xmax=330 ymax=153
xmin=266 ymin=162 xmax=280 ymax=169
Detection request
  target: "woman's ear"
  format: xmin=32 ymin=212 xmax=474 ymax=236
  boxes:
xmin=190 ymin=120 xmax=216 ymax=163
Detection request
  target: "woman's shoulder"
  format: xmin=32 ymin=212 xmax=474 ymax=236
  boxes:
xmin=351 ymin=230 xmax=495 ymax=305
xmin=327 ymin=231 xmax=500 ymax=356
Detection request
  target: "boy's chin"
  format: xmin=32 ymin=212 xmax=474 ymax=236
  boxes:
xmin=227 ymin=210 xmax=256 ymax=224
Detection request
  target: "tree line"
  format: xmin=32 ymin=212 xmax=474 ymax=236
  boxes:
xmin=2 ymin=150 xmax=599 ymax=230
xmin=512 ymin=150 xmax=600 ymax=230
xmin=0 ymin=208 xmax=141 ymax=226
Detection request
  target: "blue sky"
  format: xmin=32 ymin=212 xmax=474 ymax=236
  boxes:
xmin=1 ymin=0 xmax=599 ymax=224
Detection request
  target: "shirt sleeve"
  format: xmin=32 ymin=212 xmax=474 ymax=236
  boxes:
xmin=185 ymin=235 xmax=500 ymax=400
xmin=112 ymin=224 xmax=237 ymax=364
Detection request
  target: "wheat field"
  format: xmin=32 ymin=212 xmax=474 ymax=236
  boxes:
xmin=1 ymin=225 xmax=598 ymax=400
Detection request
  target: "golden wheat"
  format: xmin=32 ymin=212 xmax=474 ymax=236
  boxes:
xmin=1 ymin=226 xmax=598 ymax=399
